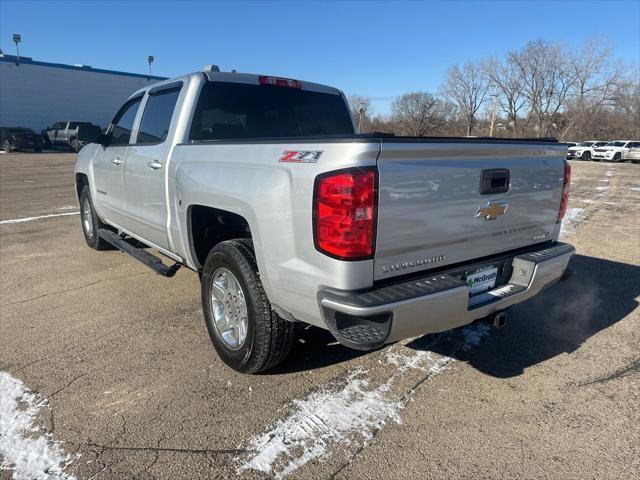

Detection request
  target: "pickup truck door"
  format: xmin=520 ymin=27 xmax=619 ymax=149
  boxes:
xmin=91 ymin=96 xmax=143 ymax=227
xmin=121 ymin=84 xmax=182 ymax=249
xmin=48 ymin=123 xmax=61 ymax=143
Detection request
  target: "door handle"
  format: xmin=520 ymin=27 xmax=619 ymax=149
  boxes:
xmin=111 ymin=157 xmax=123 ymax=166
xmin=147 ymin=160 xmax=163 ymax=170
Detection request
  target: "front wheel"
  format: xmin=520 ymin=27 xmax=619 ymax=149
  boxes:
xmin=613 ymin=153 xmax=622 ymax=162
xmin=581 ymin=151 xmax=591 ymax=161
xmin=3 ymin=140 xmax=13 ymax=153
xmin=79 ymin=185 xmax=112 ymax=250
xmin=201 ymin=239 xmax=294 ymax=373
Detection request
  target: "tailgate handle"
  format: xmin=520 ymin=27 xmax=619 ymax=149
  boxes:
xmin=480 ymin=169 xmax=510 ymax=194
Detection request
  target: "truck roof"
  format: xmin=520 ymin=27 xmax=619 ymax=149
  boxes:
xmin=129 ymin=70 xmax=343 ymax=100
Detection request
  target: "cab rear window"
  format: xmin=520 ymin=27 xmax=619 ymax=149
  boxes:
xmin=189 ymin=81 xmax=354 ymax=141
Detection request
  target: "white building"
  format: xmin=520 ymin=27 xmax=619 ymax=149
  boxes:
xmin=0 ymin=54 xmax=166 ymax=131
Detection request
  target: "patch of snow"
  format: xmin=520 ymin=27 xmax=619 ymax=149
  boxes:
xmin=57 ymin=205 xmax=77 ymax=211
xmin=0 ymin=372 xmax=77 ymax=479
xmin=237 ymin=368 xmax=403 ymax=479
xmin=237 ymin=324 xmax=491 ymax=478
xmin=560 ymin=207 xmax=585 ymax=238
xmin=0 ymin=212 xmax=79 ymax=225
xmin=630 ymin=187 xmax=640 ymax=192
xmin=595 ymin=186 xmax=608 ymax=191
xmin=606 ymin=170 xmax=614 ymax=177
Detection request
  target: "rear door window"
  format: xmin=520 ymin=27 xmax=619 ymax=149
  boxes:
xmin=136 ymin=87 xmax=181 ymax=144
xmin=189 ymin=81 xmax=354 ymax=141
xmin=110 ymin=97 xmax=143 ymax=146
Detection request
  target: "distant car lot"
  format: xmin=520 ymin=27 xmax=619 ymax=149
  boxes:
xmin=0 ymin=152 xmax=638 ymax=480
xmin=568 ymin=140 xmax=640 ymax=163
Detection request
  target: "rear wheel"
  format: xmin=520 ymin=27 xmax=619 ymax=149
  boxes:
xmin=79 ymin=185 xmax=112 ymax=250
xmin=3 ymin=140 xmax=13 ymax=153
xmin=70 ymin=138 xmax=82 ymax=153
xmin=34 ymin=147 xmax=42 ymax=153
xmin=201 ymin=239 xmax=294 ymax=373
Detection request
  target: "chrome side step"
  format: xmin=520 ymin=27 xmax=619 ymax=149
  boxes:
xmin=97 ymin=229 xmax=181 ymax=278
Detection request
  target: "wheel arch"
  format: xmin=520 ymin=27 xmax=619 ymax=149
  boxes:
xmin=187 ymin=204 xmax=254 ymax=269
xmin=75 ymin=172 xmax=89 ymax=201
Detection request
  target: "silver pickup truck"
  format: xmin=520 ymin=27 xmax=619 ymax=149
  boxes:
xmin=75 ymin=67 xmax=574 ymax=373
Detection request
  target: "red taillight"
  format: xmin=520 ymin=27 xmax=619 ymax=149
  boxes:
xmin=558 ymin=161 xmax=571 ymax=222
xmin=314 ymin=169 xmax=377 ymax=260
xmin=258 ymin=75 xmax=301 ymax=89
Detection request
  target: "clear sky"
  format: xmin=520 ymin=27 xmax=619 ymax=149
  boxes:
xmin=1 ymin=0 xmax=639 ymax=114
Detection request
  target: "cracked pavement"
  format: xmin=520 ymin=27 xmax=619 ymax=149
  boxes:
xmin=1 ymin=153 xmax=639 ymax=479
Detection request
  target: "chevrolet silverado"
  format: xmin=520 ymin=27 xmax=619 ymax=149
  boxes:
xmin=74 ymin=67 xmax=574 ymax=373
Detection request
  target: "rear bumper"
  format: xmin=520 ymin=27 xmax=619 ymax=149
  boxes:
xmin=319 ymin=242 xmax=575 ymax=350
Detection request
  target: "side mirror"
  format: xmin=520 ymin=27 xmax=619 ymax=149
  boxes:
xmin=76 ymin=124 xmax=106 ymax=145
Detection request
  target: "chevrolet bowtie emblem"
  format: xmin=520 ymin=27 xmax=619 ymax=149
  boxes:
xmin=475 ymin=200 xmax=509 ymax=220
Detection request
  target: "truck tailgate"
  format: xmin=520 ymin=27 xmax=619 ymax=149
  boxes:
xmin=374 ymin=141 xmax=566 ymax=281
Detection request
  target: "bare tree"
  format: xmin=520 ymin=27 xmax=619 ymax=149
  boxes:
xmin=441 ymin=62 xmax=490 ymax=136
xmin=391 ymin=92 xmax=440 ymax=136
xmin=508 ymin=40 xmax=575 ymax=137
xmin=559 ymin=38 xmax=626 ymax=140
xmin=390 ymin=92 xmax=457 ymax=136
xmin=486 ymin=57 xmax=528 ymax=136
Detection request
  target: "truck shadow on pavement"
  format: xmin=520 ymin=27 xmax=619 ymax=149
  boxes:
xmin=278 ymin=254 xmax=639 ymax=376
xmin=416 ymin=253 xmax=640 ymax=378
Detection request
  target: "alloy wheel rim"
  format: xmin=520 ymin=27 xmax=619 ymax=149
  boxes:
xmin=209 ymin=267 xmax=248 ymax=350
xmin=82 ymin=197 xmax=93 ymax=239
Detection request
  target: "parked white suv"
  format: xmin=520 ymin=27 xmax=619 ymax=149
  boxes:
xmin=591 ymin=140 xmax=635 ymax=162
xmin=566 ymin=141 xmax=608 ymax=161
xmin=622 ymin=141 xmax=640 ymax=163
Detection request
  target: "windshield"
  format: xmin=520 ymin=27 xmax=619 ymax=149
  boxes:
xmin=577 ymin=141 xmax=595 ymax=147
xmin=189 ymin=82 xmax=355 ymax=141
xmin=605 ymin=141 xmax=626 ymax=147
xmin=69 ymin=122 xmax=91 ymax=129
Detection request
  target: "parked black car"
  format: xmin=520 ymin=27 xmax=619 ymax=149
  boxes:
xmin=0 ymin=127 xmax=45 ymax=153
xmin=42 ymin=121 xmax=94 ymax=152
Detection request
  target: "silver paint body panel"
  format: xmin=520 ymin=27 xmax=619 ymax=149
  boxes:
xmin=374 ymin=142 xmax=566 ymax=280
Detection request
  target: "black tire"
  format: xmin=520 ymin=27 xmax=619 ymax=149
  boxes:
xmin=581 ymin=151 xmax=591 ymax=161
xmin=70 ymin=138 xmax=82 ymax=153
xmin=79 ymin=185 xmax=112 ymax=250
xmin=3 ymin=140 xmax=13 ymax=153
xmin=201 ymin=238 xmax=294 ymax=373
xmin=632 ymin=160 xmax=639 ymax=164
xmin=613 ymin=153 xmax=622 ymax=162
xmin=34 ymin=147 xmax=42 ymax=153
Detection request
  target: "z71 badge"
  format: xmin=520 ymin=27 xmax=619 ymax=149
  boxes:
xmin=279 ymin=150 xmax=323 ymax=163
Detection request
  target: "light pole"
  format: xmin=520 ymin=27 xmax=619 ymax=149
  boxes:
xmin=13 ymin=33 xmax=21 ymax=66
xmin=147 ymin=55 xmax=154 ymax=80
xmin=489 ymin=92 xmax=499 ymax=137
xmin=357 ymin=101 xmax=367 ymax=133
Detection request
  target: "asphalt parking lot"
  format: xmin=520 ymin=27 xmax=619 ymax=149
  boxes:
xmin=1 ymin=152 xmax=639 ymax=480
